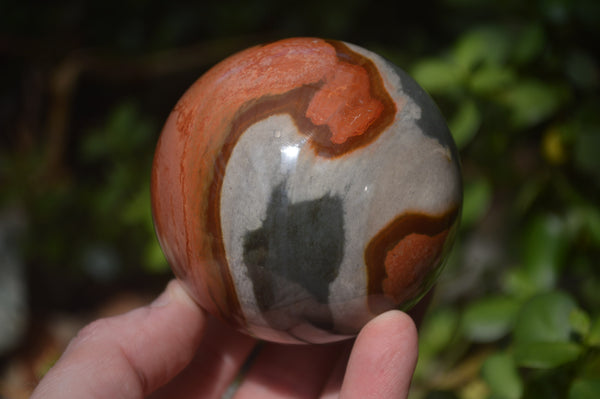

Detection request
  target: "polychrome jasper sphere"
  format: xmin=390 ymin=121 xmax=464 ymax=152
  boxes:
xmin=151 ymin=38 xmax=462 ymax=344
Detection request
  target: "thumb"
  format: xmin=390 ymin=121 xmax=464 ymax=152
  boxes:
xmin=31 ymin=280 xmax=207 ymax=399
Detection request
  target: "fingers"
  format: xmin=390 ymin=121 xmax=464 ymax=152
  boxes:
xmin=338 ymin=310 xmax=418 ymax=399
xmin=149 ymin=315 xmax=256 ymax=399
xmin=31 ymin=280 xmax=208 ymax=399
xmin=233 ymin=341 xmax=346 ymax=399
xmin=32 ymin=280 xmax=420 ymax=399
xmin=318 ymin=342 xmax=353 ymax=399
xmin=233 ymin=310 xmax=418 ymax=399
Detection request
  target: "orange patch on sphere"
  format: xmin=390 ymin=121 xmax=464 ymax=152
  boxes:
xmin=382 ymin=231 xmax=447 ymax=304
xmin=364 ymin=207 xmax=459 ymax=312
xmin=306 ymin=62 xmax=384 ymax=144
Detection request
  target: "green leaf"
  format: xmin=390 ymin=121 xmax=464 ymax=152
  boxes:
xmin=452 ymin=26 xmax=511 ymax=70
xmin=121 ymin=186 xmax=152 ymax=227
xmin=514 ymin=341 xmax=583 ymax=368
xmin=461 ymin=178 xmax=492 ymax=229
xmin=570 ymin=308 xmax=591 ymax=338
xmin=518 ymin=214 xmax=567 ymax=293
xmin=514 ymin=291 xmax=577 ymax=344
xmin=80 ymin=101 xmax=156 ymax=163
xmin=501 ymin=80 xmax=567 ymax=128
xmin=449 ymin=99 xmax=481 ymax=149
xmin=569 ymin=378 xmax=600 ymax=399
xmin=468 ymin=65 xmax=515 ymax=95
xmin=419 ymin=307 xmax=460 ymax=356
xmin=482 ymin=352 xmax=523 ymax=399
xmin=588 ymin=316 xmax=600 ymax=347
xmin=411 ymin=58 xmax=463 ymax=94
xmin=503 ymin=268 xmax=537 ymax=299
xmin=414 ymin=306 xmax=460 ymax=380
xmin=144 ymin=240 xmax=169 ymax=273
xmin=462 ymin=296 xmax=520 ymax=342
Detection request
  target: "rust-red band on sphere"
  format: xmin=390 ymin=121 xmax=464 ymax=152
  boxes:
xmin=365 ymin=207 xmax=460 ymax=312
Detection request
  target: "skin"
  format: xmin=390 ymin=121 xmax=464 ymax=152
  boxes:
xmin=31 ymin=279 xmax=419 ymax=399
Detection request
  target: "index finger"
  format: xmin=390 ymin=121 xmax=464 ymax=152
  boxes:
xmin=31 ymin=280 xmax=207 ymax=399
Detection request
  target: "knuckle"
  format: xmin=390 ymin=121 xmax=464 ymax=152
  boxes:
xmin=70 ymin=317 xmax=114 ymax=348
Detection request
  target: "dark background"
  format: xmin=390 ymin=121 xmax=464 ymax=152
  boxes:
xmin=1 ymin=1 xmax=599 ymax=398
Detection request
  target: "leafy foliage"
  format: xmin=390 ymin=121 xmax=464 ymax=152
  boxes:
xmin=407 ymin=1 xmax=600 ymax=397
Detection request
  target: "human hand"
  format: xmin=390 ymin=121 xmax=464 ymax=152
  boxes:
xmin=31 ymin=279 xmax=418 ymax=399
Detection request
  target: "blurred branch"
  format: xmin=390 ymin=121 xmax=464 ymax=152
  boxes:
xmin=2 ymin=35 xmax=264 ymax=183
xmin=49 ymin=36 xmax=264 ymax=82
xmin=431 ymin=348 xmax=492 ymax=390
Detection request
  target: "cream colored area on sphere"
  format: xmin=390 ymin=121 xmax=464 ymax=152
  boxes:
xmin=218 ymin=43 xmax=461 ymax=338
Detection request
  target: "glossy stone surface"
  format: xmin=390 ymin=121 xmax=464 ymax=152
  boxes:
xmin=151 ymin=38 xmax=462 ymax=344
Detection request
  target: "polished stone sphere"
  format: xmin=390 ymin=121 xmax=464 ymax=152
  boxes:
xmin=151 ymin=38 xmax=462 ymax=344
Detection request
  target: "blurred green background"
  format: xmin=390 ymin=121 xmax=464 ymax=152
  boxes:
xmin=1 ymin=0 xmax=599 ymax=398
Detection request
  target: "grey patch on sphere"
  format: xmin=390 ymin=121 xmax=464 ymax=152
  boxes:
xmin=391 ymin=63 xmax=460 ymax=160
xmin=242 ymin=181 xmax=345 ymax=330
